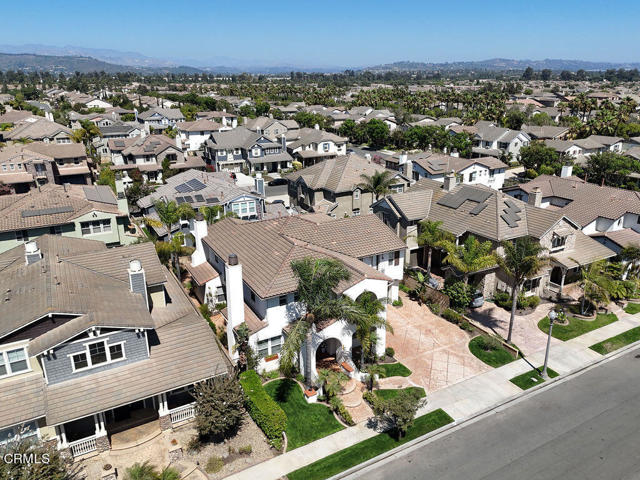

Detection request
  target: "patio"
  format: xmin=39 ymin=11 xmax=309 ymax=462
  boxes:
xmin=384 ymin=293 xmax=490 ymax=392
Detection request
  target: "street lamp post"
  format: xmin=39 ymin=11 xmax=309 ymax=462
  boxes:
xmin=542 ymin=309 xmax=557 ymax=380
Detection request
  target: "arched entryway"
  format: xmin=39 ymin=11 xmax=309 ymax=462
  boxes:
xmin=316 ymin=338 xmax=342 ymax=372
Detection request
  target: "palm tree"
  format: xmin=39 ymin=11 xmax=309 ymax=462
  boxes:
xmin=439 ymin=235 xmax=497 ymax=285
xmin=358 ymin=170 xmax=396 ymax=201
xmin=353 ymin=291 xmax=393 ymax=365
xmin=573 ymin=260 xmax=611 ymax=315
xmin=416 ymin=220 xmax=454 ymax=276
xmin=363 ymin=363 xmax=386 ymax=391
xmin=199 ymin=205 xmax=238 ymax=225
xmin=316 ymin=368 xmax=349 ymax=398
xmin=145 ymin=200 xmax=195 ymax=278
xmin=621 ymin=244 xmax=640 ymax=280
xmin=497 ymin=237 xmax=547 ymax=344
xmin=279 ymin=257 xmax=371 ymax=384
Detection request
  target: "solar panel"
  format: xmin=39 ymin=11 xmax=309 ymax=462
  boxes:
xmin=194 ymin=194 xmax=205 ymax=202
xmin=501 ymin=201 xmax=522 ymax=228
xmin=83 ymin=185 xmax=117 ymax=205
xmin=503 ymin=199 xmax=522 ymax=213
xmin=21 ymin=206 xmax=74 ymax=218
xmin=470 ymin=203 xmax=488 ymax=215
xmin=186 ymin=179 xmax=206 ymax=191
xmin=144 ymin=145 xmax=155 ymax=152
xmin=206 ymin=197 xmax=220 ymax=204
xmin=114 ymin=140 xmax=125 ymax=148
xmin=175 ymin=183 xmax=193 ymax=193
xmin=176 ymin=196 xmax=186 ymax=204
xmin=183 ymin=195 xmax=194 ymax=203
xmin=501 ymin=213 xmax=519 ymax=228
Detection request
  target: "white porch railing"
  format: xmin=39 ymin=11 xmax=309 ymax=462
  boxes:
xmin=69 ymin=436 xmax=97 ymax=457
xmin=169 ymin=402 xmax=196 ymax=425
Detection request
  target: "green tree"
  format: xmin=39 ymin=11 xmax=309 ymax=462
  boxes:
xmin=354 ymin=291 xmax=393 ymax=364
xmin=519 ymin=142 xmax=561 ymax=173
xmin=255 ymin=100 xmax=271 ymax=116
xmin=358 ymin=169 xmax=396 ymax=201
xmin=503 ymin=108 xmax=527 ymax=130
xmin=0 ymin=436 xmax=78 ymax=480
xmin=234 ymin=323 xmax=259 ymax=372
xmin=497 ymin=237 xmax=547 ymax=343
xmin=365 ymin=119 xmax=390 ymax=149
xmin=372 ymin=388 xmax=426 ymax=439
xmin=573 ymin=260 xmax=612 ymax=315
xmin=193 ymin=376 xmax=245 ymax=439
xmin=316 ymin=368 xmax=349 ymax=398
xmin=522 ymin=67 xmax=534 ymax=80
xmin=439 ymin=235 xmax=496 ymax=285
xmin=416 ymin=220 xmax=454 ymax=276
xmin=279 ymin=257 xmax=370 ymax=383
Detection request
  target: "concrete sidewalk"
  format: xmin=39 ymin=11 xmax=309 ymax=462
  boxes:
xmin=225 ymin=308 xmax=640 ymax=480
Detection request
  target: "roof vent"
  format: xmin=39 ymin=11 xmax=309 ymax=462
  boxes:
xmin=129 ymin=259 xmax=142 ymax=273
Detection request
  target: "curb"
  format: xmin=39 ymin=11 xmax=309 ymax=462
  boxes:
xmin=326 ymin=339 xmax=640 ymax=480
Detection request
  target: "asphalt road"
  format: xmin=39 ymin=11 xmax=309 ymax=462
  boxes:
xmin=353 ymin=348 xmax=640 ymax=480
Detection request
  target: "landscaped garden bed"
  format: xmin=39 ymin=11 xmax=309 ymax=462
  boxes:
xmin=264 ymin=378 xmax=344 ymax=451
xmin=509 ymin=367 xmax=559 ymax=390
xmin=537 ymin=313 xmax=618 ymax=341
xmin=590 ymin=326 xmax=640 ymax=355
xmin=624 ymin=302 xmax=640 ymax=315
xmin=286 ymin=409 xmax=454 ymax=480
xmin=468 ymin=335 xmax=518 ymax=368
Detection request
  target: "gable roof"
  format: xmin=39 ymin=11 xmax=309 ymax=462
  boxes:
xmin=410 ymin=153 xmax=506 ymax=175
xmin=4 ymin=119 xmax=72 ymax=141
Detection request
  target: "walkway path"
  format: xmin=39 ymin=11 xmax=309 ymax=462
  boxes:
xmin=225 ymin=305 xmax=640 ymax=480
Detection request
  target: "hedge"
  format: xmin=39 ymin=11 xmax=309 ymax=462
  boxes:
xmin=239 ymin=370 xmax=287 ymax=449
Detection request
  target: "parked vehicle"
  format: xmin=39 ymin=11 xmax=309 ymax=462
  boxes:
xmin=470 ymin=290 xmax=484 ymax=308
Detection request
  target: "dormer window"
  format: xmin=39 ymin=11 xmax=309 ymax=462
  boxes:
xmin=0 ymin=347 xmax=30 ymax=378
xmin=551 ymin=234 xmax=567 ymax=251
xmin=70 ymin=338 xmax=126 ymax=372
xmin=353 ymin=189 xmax=360 ymax=200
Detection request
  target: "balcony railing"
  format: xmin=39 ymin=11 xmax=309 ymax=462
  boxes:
xmin=69 ymin=436 xmax=97 ymax=457
xmin=169 ymin=402 xmax=196 ymax=425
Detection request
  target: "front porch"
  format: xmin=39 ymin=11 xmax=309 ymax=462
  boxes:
xmin=56 ymin=388 xmax=198 ymax=460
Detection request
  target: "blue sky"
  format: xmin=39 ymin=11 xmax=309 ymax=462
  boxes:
xmin=2 ymin=0 xmax=638 ymax=67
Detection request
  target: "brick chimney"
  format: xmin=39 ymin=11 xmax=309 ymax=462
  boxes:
xmin=443 ymin=171 xmax=456 ymax=192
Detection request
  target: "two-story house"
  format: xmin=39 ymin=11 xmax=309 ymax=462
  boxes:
xmin=2 ymin=118 xmax=73 ymax=144
xmin=472 ymin=123 xmax=530 ymax=160
xmin=373 ymin=177 xmax=615 ymax=298
xmin=137 ymin=169 xmax=266 ymax=241
xmin=0 ymin=183 xmax=133 ymax=253
xmin=503 ymin=169 xmax=640 ymax=254
xmin=108 ymin=135 xmax=192 ymax=184
xmin=177 ymin=119 xmax=223 ymax=152
xmin=0 ymin=236 xmax=229 ymax=459
xmin=186 ymin=213 xmax=405 ymax=380
xmin=285 ymin=153 xmax=411 ymax=218
xmin=287 ymin=127 xmax=348 ymax=166
xmin=397 ymin=152 xmax=507 ymax=190
xmin=244 ymin=117 xmax=300 ymax=142
xmin=137 ymin=108 xmax=185 ymax=129
xmin=204 ymin=126 xmax=293 ymax=174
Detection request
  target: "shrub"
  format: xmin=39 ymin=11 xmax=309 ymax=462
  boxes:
xmin=443 ymin=280 xmax=473 ymax=310
xmin=430 ymin=303 xmax=441 ymax=315
xmin=193 ymin=376 xmax=245 ymax=439
xmin=442 ymin=308 xmax=464 ymax=325
xmin=186 ymin=435 xmax=203 ymax=453
xmin=399 ymin=283 xmax=411 ymax=293
xmin=215 ymin=302 xmax=227 ymax=311
xmin=385 ymin=347 xmax=395 ymax=358
xmin=495 ymin=291 xmax=540 ymax=311
xmin=238 ymin=444 xmax=253 ymax=455
xmin=392 ymin=298 xmax=403 ymax=307
xmin=205 ymin=456 xmax=224 ymax=474
xmin=475 ymin=335 xmax=503 ymax=352
xmin=239 ymin=370 xmax=287 ymax=449
xmin=363 ymin=391 xmax=382 ymax=411
xmin=493 ymin=291 xmax=512 ymax=309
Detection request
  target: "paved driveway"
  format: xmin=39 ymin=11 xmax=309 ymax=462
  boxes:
xmin=467 ymin=300 xmax=556 ymax=356
xmin=384 ymin=293 xmax=489 ymax=392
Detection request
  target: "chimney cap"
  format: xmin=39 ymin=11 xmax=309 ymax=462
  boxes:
xmin=25 ymin=241 xmax=38 ymax=254
xmin=228 ymin=253 xmax=239 ymax=266
xmin=195 ymin=212 xmax=204 ymax=221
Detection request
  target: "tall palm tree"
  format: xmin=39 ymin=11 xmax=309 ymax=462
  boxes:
xmin=620 ymin=244 xmax=640 ymax=280
xmin=439 ymin=235 xmax=497 ymax=285
xmin=358 ymin=170 xmax=396 ymax=201
xmin=497 ymin=237 xmax=547 ymax=344
xmin=199 ymin=205 xmax=238 ymax=225
xmin=353 ymin=291 xmax=393 ymax=365
xmin=280 ymin=257 xmax=371 ymax=384
xmin=572 ymin=259 xmax=611 ymax=315
xmin=416 ymin=220 xmax=454 ymax=276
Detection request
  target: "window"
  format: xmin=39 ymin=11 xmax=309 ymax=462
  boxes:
xmin=393 ymin=250 xmax=401 ymax=266
xmin=257 ymin=336 xmax=283 ymax=359
xmin=279 ymin=295 xmax=287 ymax=306
xmin=353 ymin=189 xmax=360 ymax=200
xmin=323 ymin=143 xmax=330 ymax=152
xmin=71 ymin=339 xmax=126 ymax=372
xmin=9 ymin=164 xmax=14 ymax=171
xmin=15 ymin=230 xmax=29 ymax=242
xmin=233 ymin=148 xmax=241 ymax=155
xmin=250 ymin=291 xmax=256 ymax=302
xmin=551 ymin=234 xmax=567 ymax=250
xmin=271 ymin=336 xmax=283 ymax=354
xmin=390 ymin=184 xmax=404 ymax=193
xmin=89 ymin=342 xmax=108 ymax=365
xmin=80 ymin=219 xmax=112 ymax=235
xmin=251 ymin=147 xmax=261 ymax=157
xmin=0 ymin=421 xmax=38 ymax=445
xmin=523 ymin=277 xmax=541 ymax=292
xmin=50 ymin=225 xmax=63 ymax=235
xmin=109 ymin=344 xmax=124 ymax=360
xmin=469 ymin=172 xmax=477 ymax=182
xmin=72 ymin=353 xmax=88 ymax=370
xmin=1 ymin=165 xmax=6 ymax=172
xmin=0 ymin=347 xmax=29 ymax=378
xmin=257 ymin=339 xmax=269 ymax=358
xmin=17 ymin=163 xmax=22 ymax=170
xmin=489 ymin=169 xmax=495 ymax=178
xmin=352 ymin=208 xmax=360 ymax=216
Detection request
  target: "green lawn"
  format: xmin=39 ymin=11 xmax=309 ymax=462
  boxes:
xmin=287 ymin=409 xmax=454 ymax=480
xmin=379 ymin=362 xmax=412 ymax=377
xmin=590 ymin=326 xmax=640 ymax=355
xmin=510 ymin=367 xmax=559 ymax=390
xmin=538 ymin=313 xmax=618 ymax=341
xmin=624 ymin=303 xmax=640 ymax=315
xmin=264 ymin=379 xmax=344 ymax=451
xmin=374 ymin=387 xmax=426 ymax=401
xmin=468 ymin=335 xmax=516 ymax=368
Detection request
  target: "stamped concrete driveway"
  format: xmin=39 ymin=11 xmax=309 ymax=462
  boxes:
xmin=467 ymin=300 xmax=556 ymax=356
xmin=384 ymin=293 xmax=490 ymax=392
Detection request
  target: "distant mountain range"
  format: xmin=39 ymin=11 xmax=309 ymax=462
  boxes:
xmin=1 ymin=45 xmax=640 ymax=75
xmin=366 ymin=58 xmax=640 ymax=73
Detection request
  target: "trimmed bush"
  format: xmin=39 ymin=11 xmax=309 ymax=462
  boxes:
xmin=392 ymin=298 xmax=403 ymax=307
xmin=239 ymin=370 xmax=287 ymax=449
xmin=385 ymin=347 xmax=395 ymax=358
xmin=399 ymin=283 xmax=411 ymax=293
xmin=205 ymin=456 xmax=224 ymax=474
xmin=442 ymin=308 xmax=464 ymax=325
xmin=329 ymin=396 xmax=355 ymax=426
xmin=238 ymin=444 xmax=253 ymax=455
xmin=494 ymin=291 xmax=540 ymax=311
